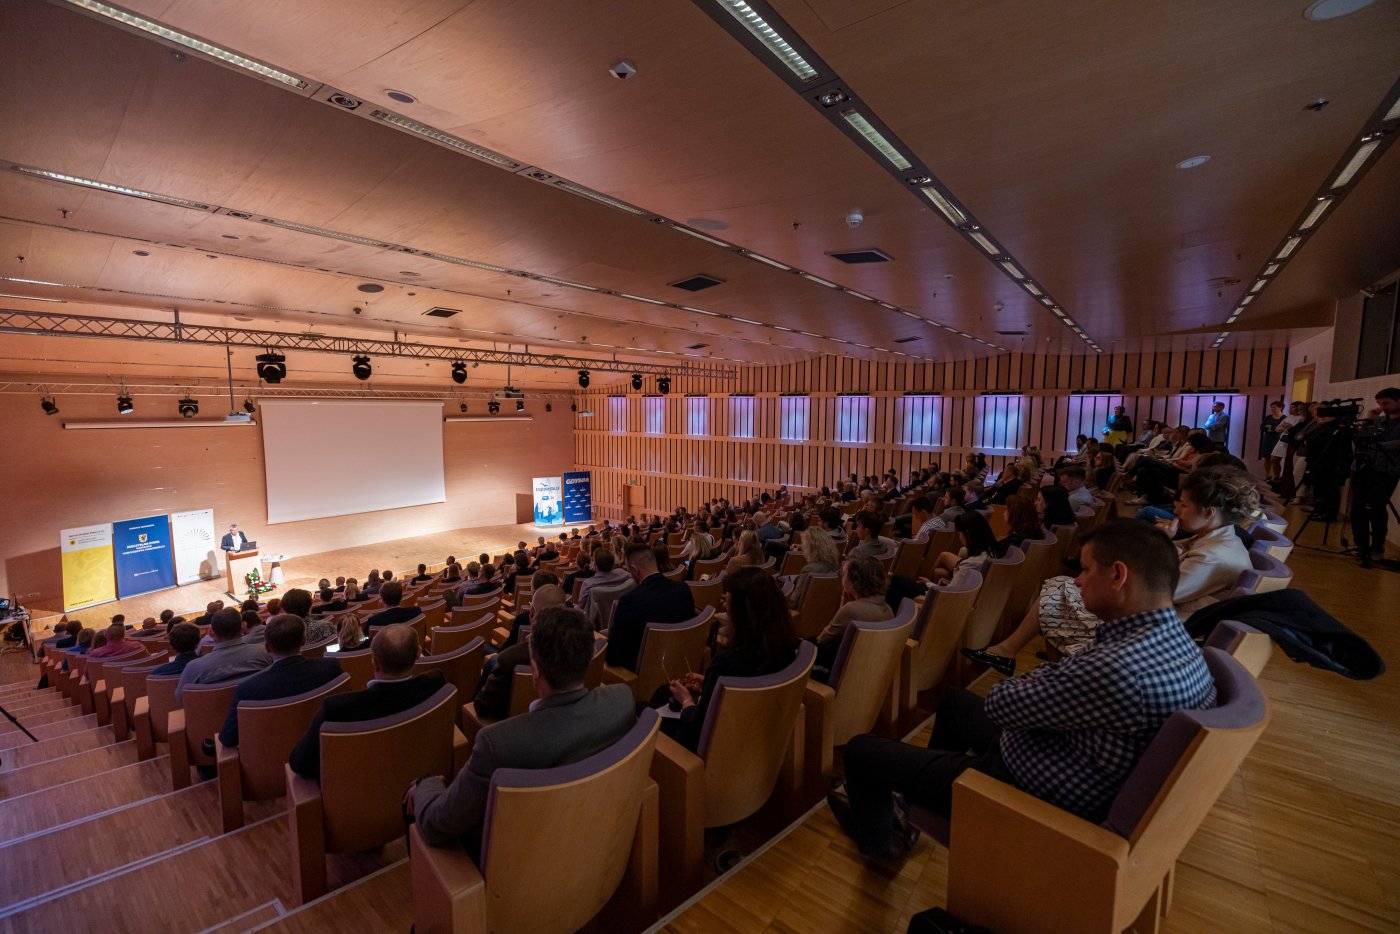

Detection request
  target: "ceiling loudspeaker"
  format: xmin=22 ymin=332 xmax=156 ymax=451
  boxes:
xmin=256 ymin=351 xmax=286 ymax=384
xmin=351 ymin=355 xmax=372 ymax=380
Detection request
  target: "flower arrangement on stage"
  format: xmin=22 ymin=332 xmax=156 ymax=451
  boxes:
xmin=245 ymin=568 xmax=276 ymax=597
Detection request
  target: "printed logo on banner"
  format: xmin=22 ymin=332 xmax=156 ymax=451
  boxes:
xmin=533 ymin=476 xmax=563 ymax=526
xmin=113 ymin=514 xmax=177 ymax=599
xmin=562 ymin=470 xmax=593 ymax=523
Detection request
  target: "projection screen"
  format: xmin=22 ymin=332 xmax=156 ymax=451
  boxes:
xmin=258 ymin=398 xmax=446 ymax=524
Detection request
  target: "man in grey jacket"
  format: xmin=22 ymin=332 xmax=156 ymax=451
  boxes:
xmin=407 ymin=605 xmax=636 ymax=855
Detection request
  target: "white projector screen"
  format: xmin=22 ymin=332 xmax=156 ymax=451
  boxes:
xmin=258 ymin=398 xmax=446 ymax=524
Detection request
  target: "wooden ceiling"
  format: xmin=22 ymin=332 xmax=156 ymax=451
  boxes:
xmin=1 ymin=0 xmax=1398 ymax=389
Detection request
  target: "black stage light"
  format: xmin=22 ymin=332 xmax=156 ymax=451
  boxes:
xmin=243 ymin=398 xmax=256 ymax=414
xmin=577 ymin=369 xmax=590 ymax=388
xmin=488 ymin=400 xmax=500 ymax=415
xmin=459 ymin=402 xmax=468 ymax=413
xmin=545 ymin=403 xmax=552 ymax=412
xmin=116 ymin=393 xmax=134 ymax=414
xmin=451 ymin=361 xmax=468 ymax=384
xmin=570 ymin=402 xmax=577 ymax=412
xmin=177 ymin=396 xmax=199 ymax=418
xmin=41 ymin=396 xmax=59 ymax=416
xmin=516 ymin=399 xmax=525 ymax=412
xmin=351 ymin=355 xmax=372 ymax=380
xmin=631 ymin=373 xmax=643 ymax=391
xmin=255 ymin=351 xmax=286 ymax=384
xmin=657 ymin=376 xmax=671 ymax=395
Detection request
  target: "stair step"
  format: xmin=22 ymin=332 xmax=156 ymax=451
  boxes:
xmin=0 ymin=713 xmax=100 ymax=751
xmin=196 ymin=900 xmax=286 ymax=934
xmin=0 ymin=704 xmax=87 ymax=734
xmin=0 ymin=724 xmax=117 ymax=770
xmin=0 ymin=757 xmax=172 ymax=843
xmin=250 ymin=860 xmax=411 ymax=933
xmin=1 ymin=693 xmax=76 ymax=717
xmin=0 ymin=740 xmax=142 ymax=799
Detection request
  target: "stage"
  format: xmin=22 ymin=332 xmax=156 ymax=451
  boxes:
xmin=26 ymin=520 xmax=548 ymax=638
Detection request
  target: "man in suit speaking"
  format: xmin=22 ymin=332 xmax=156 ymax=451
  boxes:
xmin=221 ymin=524 xmax=248 ymax=553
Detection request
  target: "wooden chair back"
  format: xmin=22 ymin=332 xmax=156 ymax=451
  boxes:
xmin=662 ymin=564 xmax=687 ymax=582
xmin=826 ymin=599 xmax=918 ymax=746
xmin=170 ymin=678 xmax=248 ymax=789
xmin=458 ymin=587 xmax=504 ymax=611
xmin=695 ymin=641 xmax=815 ymax=827
xmin=690 ymin=555 xmax=728 ymax=580
xmin=466 ymin=713 xmax=662 ymax=934
xmin=1203 ymin=620 xmax=1273 ymax=678
xmin=916 ymin=529 xmax=959 ymax=578
xmin=963 ymin=546 xmax=1025 ymax=651
xmin=1047 ymin=522 xmax=1077 ymax=573
xmin=227 ymin=674 xmax=352 ymax=801
xmin=432 ymin=612 xmax=495 ymax=654
xmin=118 ymin=653 xmax=168 ymax=722
xmin=301 ymin=635 xmax=336 ymax=659
xmin=790 ymin=573 xmax=842 ymax=640
xmin=778 ymin=550 xmax=808 ymax=577
xmin=415 ymin=638 xmax=487 ymax=706
xmin=507 ymin=637 xmax=607 ymax=717
xmin=998 ymin=532 xmax=1058 ymax=639
xmin=891 ymin=537 xmax=929 ymax=579
xmin=143 ymin=673 xmax=180 ymax=743
xmin=589 ymin=580 xmax=636 ymax=630
xmin=685 ymin=576 xmax=724 ymax=614
xmin=1246 ymin=522 xmax=1293 ymax=563
xmin=907 ymin=571 xmax=982 ymax=696
xmin=334 ymin=648 xmax=376 ymax=691
xmin=319 ymin=683 xmax=459 ymax=853
xmin=418 ymin=599 xmax=447 ymax=632
xmin=631 ymin=607 xmax=716 ymax=702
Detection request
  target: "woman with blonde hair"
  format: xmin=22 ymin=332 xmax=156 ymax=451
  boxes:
xmin=344 ymin=579 xmax=366 ymax=603
xmin=724 ymin=530 xmax=766 ymax=576
xmin=337 ymin=616 xmax=369 ymax=652
xmin=785 ymin=527 xmax=841 ymax=608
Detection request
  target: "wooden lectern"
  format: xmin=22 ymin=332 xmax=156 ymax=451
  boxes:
xmin=225 ymin=549 xmax=259 ymax=599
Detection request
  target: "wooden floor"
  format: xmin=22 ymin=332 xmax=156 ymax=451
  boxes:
xmin=26 ymin=520 xmax=543 ymax=631
xmin=0 ymin=507 xmax=1395 ymax=932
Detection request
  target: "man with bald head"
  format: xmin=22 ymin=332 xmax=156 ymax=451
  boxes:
xmin=471 ymin=584 xmax=569 ymax=720
xmin=288 ymin=623 xmax=446 ymax=782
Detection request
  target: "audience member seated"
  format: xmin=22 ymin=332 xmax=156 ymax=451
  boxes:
xmin=499 ymin=569 xmax=562 ymax=648
xmin=724 ymin=530 xmax=767 ymax=575
xmin=849 ymin=512 xmax=898 ymax=559
xmin=470 ymin=585 xmax=567 ymax=720
xmin=409 ymin=605 xmax=636 ymax=856
xmin=998 ymin=494 xmax=1044 ymax=552
xmin=785 ymin=528 xmax=841 ymax=608
xmin=345 ymin=579 xmax=371 ymax=603
xmin=364 ymin=581 xmax=419 ymax=630
xmin=88 ymin=623 xmax=138 ymax=659
xmin=1037 ymin=483 xmax=1077 ymax=530
xmin=193 ymin=600 xmax=224 ymax=628
xmin=337 ymin=617 xmax=370 ymax=653
xmin=410 ymin=563 xmax=433 ymax=584
xmin=604 ymin=543 xmax=698 ymax=671
xmin=922 ymin=511 xmax=1004 ymax=585
xmin=459 ymin=562 xmax=499 ymax=597
xmin=241 ymin=610 xmax=266 ymax=646
xmin=176 ymin=607 xmax=271 ymax=703
xmin=814 ymin=556 xmax=892 ymax=673
xmin=561 ymin=553 xmax=594 ymax=595
xmin=151 ymin=623 xmax=201 ymax=676
xmin=363 ymin=569 xmax=383 ymax=596
xmin=1059 ymin=465 xmax=1095 ymax=510
xmin=654 ymin=567 xmax=799 ymax=751
xmin=313 ymin=588 xmax=347 ymax=615
xmin=577 ymin=550 xmax=630 ymax=614
xmin=140 ymin=616 xmax=159 ymax=632
xmin=818 ymin=507 xmax=848 ymax=543
xmin=832 ymin=520 xmax=1216 ymax=858
xmin=217 ymin=614 xmax=343 ymax=748
xmin=288 ymin=624 xmax=446 ymax=782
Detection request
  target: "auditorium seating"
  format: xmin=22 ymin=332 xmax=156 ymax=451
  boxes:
xmin=997 ymin=530 xmax=1058 ymax=639
xmin=803 ymin=598 xmax=918 ymax=795
xmin=938 ymin=647 xmax=1269 ymax=934
xmin=414 ymin=638 xmax=487 ymax=710
xmin=333 ymin=646 xmax=376 ymax=691
xmin=961 ymin=546 xmax=1025 ymax=660
xmin=169 ymin=678 xmax=247 ymax=790
xmin=287 ymin=681 xmax=465 ymax=903
xmin=602 ymin=606 xmax=715 ymax=702
xmin=685 ymin=576 xmax=724 ymax=613
xmin=431 ymin=611 xmax=495 ymax=653
xmin=1234 ymin=550 xmax=1293 ymax=595
xmin=1248 ymin=522 xmax=1294 ymax=562
xmin=1204 ymin=619 xmax=1274 ymax=678
xmin=410 ymin=711 xmax=662 ymax=934
xmin=898 ymin=570 xmax=982 ymax=730
xmin=788 ymin=572 xmax=841 ymax=640
xmin=132 ymin=671 xmax=180 ymax=760
xmin=217 ymin=672 xmax=351 ymax=831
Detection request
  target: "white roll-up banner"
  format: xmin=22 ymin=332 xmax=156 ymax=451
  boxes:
xmin=171 ymin=507 xmax=220 ymax=585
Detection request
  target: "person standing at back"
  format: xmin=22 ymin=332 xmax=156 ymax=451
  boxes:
xmin=1204 ymin=401 xmax=1231 ymax=450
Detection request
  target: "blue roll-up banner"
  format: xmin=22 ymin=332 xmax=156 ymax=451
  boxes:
xmin=112 ymin=514 xmax=177 ymax=598
xmin=562 ymin=470 xmax=593 ymax=523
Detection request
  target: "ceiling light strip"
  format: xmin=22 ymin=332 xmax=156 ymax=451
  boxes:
xmin=551 ymin=180 xmax=647 ymax=216
xmin=919 ymin=187 xmax=966 ymax=225
xmin=367 ymin=110 xmax=520 ymax=169
xmin=840 ymin=111 xmax=912 ymax=170
xmin=12 ymin=164 xmax=214 ymax=211
xmin=1330 ymin=139 xmax=1379 ymax=189
xmin=64 ymin=0 xmax=310 ymax=89
xmin=713 ymin=0 xmax=817 ymax=80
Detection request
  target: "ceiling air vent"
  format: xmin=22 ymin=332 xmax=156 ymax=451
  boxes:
xmin=893 ymin=336 xmax=920 ymax=344
xmin=423 ymin=307 xmax=460 ymax=318
xmin=669 ymin=274 xmax=725 ymax=292
xmin=996 ymin=329 xmax=1028 ymax=336
xmin=826 ymin=248 xmax=893 ymax=264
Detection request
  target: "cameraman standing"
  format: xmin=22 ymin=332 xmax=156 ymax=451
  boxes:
xmin=1353 ymin=387 xmax=1400 ymax=566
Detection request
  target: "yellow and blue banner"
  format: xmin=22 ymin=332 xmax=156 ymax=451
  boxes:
xmin=563 ymin=471 xmax=593 ymax=523
xmin=60 ymin=523 xmax=116 ymax=611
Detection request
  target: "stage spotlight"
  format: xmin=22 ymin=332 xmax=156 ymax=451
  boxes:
xmin=571 ymin=402 xmax=577 ymax=412
xmin=116 ymin=393 xmax=134 ymax=414
xmin=451 ymin=361 xmax=468 ymax=384
xmin=545 ymin=403 xmax=552 ymax=412
xmin=177 ymin=396 xmax=199 ymax=418
xmin=40 ymin=396 xmax=59 ymax=416
xmin=578 ymin=369 xmax=590 ymax=388
xmin=255 ymin=351 xmax=286 ymax=384
xmin=243 ymin=398 xmax=256 ymax=414
xmin=657 ymin=376 xmax=671 ymax=395
xmin=459 ymin=402 xmax=468 ymax=413
xmin=488 ymin=400 xmax=500 ymax=415
xmin=351 ymin=355 xmax=372 ymax=380
xmin=516 ymin=399 xmax=525 ymax=412
xmin=631 ymin=373 xmax=643 ymax=391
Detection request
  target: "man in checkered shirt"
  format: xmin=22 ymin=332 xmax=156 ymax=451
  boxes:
xmin=830 ymin=519 xmax=1217 ymax=857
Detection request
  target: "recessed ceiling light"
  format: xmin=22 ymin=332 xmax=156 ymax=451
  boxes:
xmin=357 ymin=283 xmax=385 ymax=293
xmin=919 ymin=186 xmax=966 ymax=225
xmin=132 ymin=250 xmax=149 ymax=256
xmin=1176 ymin=155 xmax=1211 ymax=169
xmin=552 ymin=179 xmax=647 ymax=215
xmin=817 ymin=90 xmax=848 ymax=107
xmin=233 ymin=314 xmax=254 ymax=321
xmin=399 ymin=271 xmax=421 ymax=277
xmin=1276 ymin=236 xmax=1302 ymax=259
xmin=1303 ymin=0 xmax=1376 ymax=21
xmin=221 ymin=234 xmax=240 ymax=239
xmin=385 ymin=89 xmax=416 ymax=104
xmin=967 ymin=230 xmax=998 ymax=254
xmin=673 ymin=226 xmax=730 ymax=248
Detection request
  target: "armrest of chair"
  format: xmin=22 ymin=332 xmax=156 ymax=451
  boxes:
xmin=215 ymin=737 xmax=244 ymax=833
xmin=649 ymin=734 xmax=705 ymax=911
xmin=802 ymin=682 xmax=835 ymax=803
xmin=168 ymin=708 xmax=191 ymax=790
xmin=460 ymin=702 xmax=492 ymax=755
xmin=781 ymin=702 xmax=806 ymax=821
xmin=898 ymin=638 xmax=919 ymax=724
xmin=450 ymin=726 xmax=470 ymax=780
xmin=947 ymin=769 xmax=1130 ymax=934
xmin=286 ymin=764 xmax=328 ymax=904
xmin=93 ymin=678 xmax=111 ymax=725
xmin=132 ymin=694 xmax=154 ymax=759
xmin=110 ymin=686 xmax=129 ymax=742
xmin=409 ymin=823 xmax=486 ymax=934
xmin=77 ymin=675 xmax=94 ymax=715
xmin=601 ymin=664 xmax=639 ymax=698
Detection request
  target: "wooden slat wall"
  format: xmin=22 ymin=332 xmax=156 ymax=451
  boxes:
xmin=573 ymin=349 xmax=1288 ymax=519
